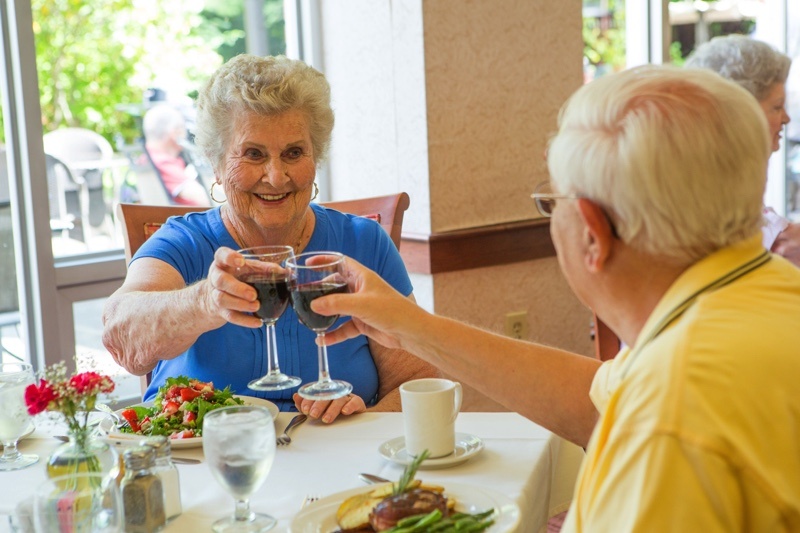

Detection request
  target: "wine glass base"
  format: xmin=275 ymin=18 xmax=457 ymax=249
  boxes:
xmin=212 ymin=512 xmax=276 ymax=533
xmin=0 ymin=453 xmax=38 ymax=471
xmin=247 ymin=374 xmax=302 ymax=392
xmin=298 ymin=380 xmax=353 ymax=401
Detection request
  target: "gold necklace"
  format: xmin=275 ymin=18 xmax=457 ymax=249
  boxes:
xmin=224 ymin=206 xmax=311 ymax=253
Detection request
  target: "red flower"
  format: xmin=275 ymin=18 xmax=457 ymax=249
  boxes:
xmin=69 ymin=372 xmax=115 ymax=395
xmin=24 ymin=379 xmax=58 ymax=415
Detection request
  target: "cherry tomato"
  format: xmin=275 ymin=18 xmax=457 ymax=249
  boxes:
xmin=182 ymin=411 xmax=197 ymax=425
xmin=179 ymin=387 xmax=202 ymax=402
xmin=163 ymin=401 xmax=180 ymax=416
xmin=120 ymin=409 xmax=141 ymax=433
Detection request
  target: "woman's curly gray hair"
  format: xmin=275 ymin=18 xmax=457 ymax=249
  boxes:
xmin=194 ymin=54 xmax=334 ymax=171
xmin=685 ymin=35 xmax=791 ymax=101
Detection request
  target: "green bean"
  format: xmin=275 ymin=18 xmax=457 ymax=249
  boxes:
xmin=427 ymin=519 xmax=457 ymax=532
xmin=385 ymin=508 xmax=496 ymax=533
xmin=389 ymin=509 xmax=443 ymax=533
xmin=395 ymin=512 xmax=431 ymax=527
xmin=461 ymin=519 xmax=495 ymax=532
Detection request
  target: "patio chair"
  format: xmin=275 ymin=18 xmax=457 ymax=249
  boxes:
xmin=0 ymin=158 xmax=21 ymax=360
xmin=43 ymin=128 xmax=115 ymax=232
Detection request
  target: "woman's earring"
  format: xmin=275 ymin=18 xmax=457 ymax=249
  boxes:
xmin=210 ymin=182 xmax=226 ymax=204
xmin=310 ymin=182 xmax=319 ymax=202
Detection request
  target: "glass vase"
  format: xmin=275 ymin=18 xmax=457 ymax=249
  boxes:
xmin=46 ymin=428 xmax=119 ymax=482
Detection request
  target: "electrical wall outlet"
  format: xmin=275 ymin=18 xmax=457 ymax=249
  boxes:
xmin=504 ymin=311 xmax=529 ymax=340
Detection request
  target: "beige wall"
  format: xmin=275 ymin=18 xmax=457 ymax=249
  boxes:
xmin=319 ymin=1 xmax=590 ymax=410
xmin=434 ymin=258 xmax=594 ymax=411
xmin=423 ymin=1 xmax=581 ymax=232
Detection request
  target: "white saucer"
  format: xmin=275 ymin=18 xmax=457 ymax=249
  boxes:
xmin=378 ymin=432 xmax=484 ymax=469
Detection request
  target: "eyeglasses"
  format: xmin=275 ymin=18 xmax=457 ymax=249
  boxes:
xmin=531 ymin=181 xmax=620 ymax=238
xmin=530 ymin=182 xmax=579 ymax=218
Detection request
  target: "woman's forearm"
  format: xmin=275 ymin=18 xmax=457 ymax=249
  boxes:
xmin=102 ymin=280 xmax=225 ymax=376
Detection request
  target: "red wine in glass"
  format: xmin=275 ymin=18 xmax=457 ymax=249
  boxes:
xmin=291 ymin=281 xmax=348 ymax=331
xmin=287 ymin=251 xmax=353 ymax=400
xmin=244 ymin=276 xmax=291 ymax=322
xmin=237 ymin=246 xmax=302 ymax=392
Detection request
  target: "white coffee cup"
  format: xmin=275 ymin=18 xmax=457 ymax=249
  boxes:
xmin=400 ymin=378 xmax=463 ymax=458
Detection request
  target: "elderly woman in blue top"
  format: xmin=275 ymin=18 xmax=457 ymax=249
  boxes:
xmin=103 ymin=54 xmax=439 ymax=423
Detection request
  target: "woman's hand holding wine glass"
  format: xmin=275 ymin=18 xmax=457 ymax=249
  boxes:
xmin=236 ymin=246 xmax=301 ymax=392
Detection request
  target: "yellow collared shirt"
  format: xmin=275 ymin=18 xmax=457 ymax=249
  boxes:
xmin=563 ymin=235 xmax=800 ymax=532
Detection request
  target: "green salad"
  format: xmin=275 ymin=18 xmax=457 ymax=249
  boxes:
xmin=119 ymin=376 xmax=244 ymax=439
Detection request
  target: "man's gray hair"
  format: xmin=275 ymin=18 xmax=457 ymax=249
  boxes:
xmin=547 ymin=65 xmax=770 ymax=266
xmin=685 ymin=35 xmax=791 ymax=101
xmin=194 ymin=54 xmax=334 ymax=172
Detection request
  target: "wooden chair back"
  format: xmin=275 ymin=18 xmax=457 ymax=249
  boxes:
xmin=116 ymin=192 xmax=410 ymax=263
xmin=115 ymin=193 xmax=411 ymax=396
xmin=592 ymin=313 xmax=621 ymax=361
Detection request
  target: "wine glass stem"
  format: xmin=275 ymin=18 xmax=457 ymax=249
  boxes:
xmin=1 ymin=441 xmax=20 ymax=461
xmin=265 ymin=322 xmax=281 ymax=376
xmin=316 ymin=332 xmax=333 ymax=384
xmin=234 ymin=498 xmax=253 ymax=522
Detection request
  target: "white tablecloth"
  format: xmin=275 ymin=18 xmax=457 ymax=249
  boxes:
xmin=2 ymin=412 xmax=584 ymax=533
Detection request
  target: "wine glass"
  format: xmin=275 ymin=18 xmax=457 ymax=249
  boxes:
xmin=237 ymin=245 xmax=302 ymax=391
xmin=203 ymin=405 xmax=277 ymax=532
xmin=0 ymin=362 xmax=38 ymax=471
xmin=287 ymin=251 xmax=353 ymax=400
xmin=33 ymin=473 xmax=123 ymax=532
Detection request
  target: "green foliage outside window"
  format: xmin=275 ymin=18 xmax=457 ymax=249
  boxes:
xmin=1 ymin=0 xmax=284 ymax=145
xmin=583 ymin=0 xmax=626 ymax=80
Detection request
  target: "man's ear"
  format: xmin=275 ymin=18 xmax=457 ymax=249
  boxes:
xmin=576 ymin=198 xmax=614 ymax=273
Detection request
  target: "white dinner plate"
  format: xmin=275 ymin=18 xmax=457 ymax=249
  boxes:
xmin=378 ymin=432 xmax=484 ymax=469
xmin=289 ymin=482 xmax=520 ymax=533
xmin=98 ymin=395 xmax=279 ymax=449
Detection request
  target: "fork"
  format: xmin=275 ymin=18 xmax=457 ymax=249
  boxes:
xmin=277 ymin=414 xmax=307 ymax=446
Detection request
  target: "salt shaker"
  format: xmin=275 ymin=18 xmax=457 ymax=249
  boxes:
xmin=141 ymin=436 xmax=182 ymax=522
xmin=121 ymin=445 xmax=166 ymax=533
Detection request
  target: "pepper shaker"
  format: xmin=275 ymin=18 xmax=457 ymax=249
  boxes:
xmin=121 ymin=445 xmax=166 ymax=533
xmin=141 ymin=436 xmax=182 ymax=522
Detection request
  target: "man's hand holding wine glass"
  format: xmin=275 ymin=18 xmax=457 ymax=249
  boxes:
xmin=310 ymin=256 xmax=429 ymax=354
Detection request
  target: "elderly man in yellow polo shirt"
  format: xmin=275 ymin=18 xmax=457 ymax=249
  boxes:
xmin=310 ymin=65 xmax=800 ymax=531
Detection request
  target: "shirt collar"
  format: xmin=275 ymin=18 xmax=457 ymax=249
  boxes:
xmin=631 ymin=234 xmax=766 ymax=351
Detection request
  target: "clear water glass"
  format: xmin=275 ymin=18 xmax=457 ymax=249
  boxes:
xmin=33 ymin=473 xmax=123 ymax=532
xmin=203 ymin=405 xmax=276 ymax=532
xmin=0 ymin=362 xmax=38 ymax=471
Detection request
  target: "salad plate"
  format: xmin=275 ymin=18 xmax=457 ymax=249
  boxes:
xmin=289 ymin=482 xmax=520 ymax=533
xmin=99 ymin=395 xmax=279 ymax=449
xmin=378 ymin=432 xmax=484 ymax=469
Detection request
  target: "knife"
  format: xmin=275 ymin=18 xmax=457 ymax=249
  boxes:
xmin=359 ymin=473 xmax=391 ymax=485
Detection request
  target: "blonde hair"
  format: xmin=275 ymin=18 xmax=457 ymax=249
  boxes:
xmin=547 ymin=65 xmax=769 ymax=265
xmin=194 ymin=54 xmax=334 ymax=170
